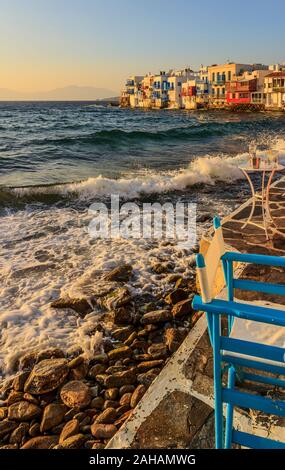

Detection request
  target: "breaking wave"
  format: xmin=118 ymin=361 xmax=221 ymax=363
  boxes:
xmin=0 ymin=154 xmax=248 ymax=207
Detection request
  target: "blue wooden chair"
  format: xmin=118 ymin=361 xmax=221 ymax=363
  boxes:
xmin=192 ymin=216 xmax=285 ymax=449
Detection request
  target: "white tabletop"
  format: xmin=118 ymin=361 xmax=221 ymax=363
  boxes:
xmin=239 ymin=164 xmax=285 ymax=173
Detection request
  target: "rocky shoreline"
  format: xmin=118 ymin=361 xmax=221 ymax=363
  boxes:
xmin=0 ymin=262 xmax=200 ymax=449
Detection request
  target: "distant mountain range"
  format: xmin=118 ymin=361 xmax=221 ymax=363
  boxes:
xmin=0 ymin=85 xmax=119 ymax=101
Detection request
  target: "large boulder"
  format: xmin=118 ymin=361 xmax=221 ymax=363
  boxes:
xmin=24 ymin=358 xmax=69 ymax=395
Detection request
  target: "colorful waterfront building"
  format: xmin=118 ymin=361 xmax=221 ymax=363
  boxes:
xmin=152 ymin=72 xmax=169 ymax=108
xmin=208 ymin=63 xmax=255 ymax=107
xmin=226 ymin=69 xmax=269 ymax=108
xmin=181 ymin=66 xmax=209 ymax=109
xmin=120 ymin=90 xmax=130 ymax=108
xmin=139 ymin=74 xmax=154 ymax=108
xmin=181 ymin=80 xmax=197 ymax=109
xmin=196 ymin=66 xmax=209 ymax=107
xmin=264 ymin=69 xmax=285 ymax=110
xmin=167 ymin=68 xmax=195 ymax=109
xmin=121 ymin=75 xmax=144 ymax=108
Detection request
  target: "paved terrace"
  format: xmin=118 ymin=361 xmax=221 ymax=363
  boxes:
xmin=107 ymin=177 xmax=285 ymax=449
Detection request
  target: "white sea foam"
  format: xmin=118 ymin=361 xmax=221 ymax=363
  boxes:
xmin=0 ymin=205 xmax=197 ymax=376
xmin=12 ymin=153 xmax=249 ymax=201
xmin=13 ymin=141 xmax=285 ymax=201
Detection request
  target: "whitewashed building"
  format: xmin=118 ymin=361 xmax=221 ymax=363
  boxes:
xmin=124 ymin=75 xmax=144 ymax=108
xmin=264 ymin=70 xmax=285 ymax=110
xmin=168 ymin=69 xmax=195 ymax=109
xmin=152 ymin=72 xmax=169 ymax=108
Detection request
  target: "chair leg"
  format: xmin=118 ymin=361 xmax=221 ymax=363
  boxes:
xmin=213 ymin=315 xmax=223 ymax=449
xmin=206 ymin=312 xmax=214 ymax=346
xmin=225 ymin=366 xmax=236 ymax=449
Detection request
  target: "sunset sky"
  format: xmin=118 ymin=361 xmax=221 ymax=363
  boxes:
xmin=1 ymin=0 xmax=285 ymax=94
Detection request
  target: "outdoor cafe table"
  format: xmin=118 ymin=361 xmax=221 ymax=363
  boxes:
xmin=238 ymin=163 xmax=285 ymax=240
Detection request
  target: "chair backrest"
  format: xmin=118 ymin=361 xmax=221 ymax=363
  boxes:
xmin=196 ymin=216 xmax=225 ymax=303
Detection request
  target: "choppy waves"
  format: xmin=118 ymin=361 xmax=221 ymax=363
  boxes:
xmin=3 ymin=138 xmax=285 ymax=206
xmin=0 ymin=154 xmax=247 ymax=208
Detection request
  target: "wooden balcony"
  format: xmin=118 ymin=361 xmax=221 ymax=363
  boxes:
xmin=211 ymin=95 xmax=226 ymax=100
xmin=226 ymin=79 xmax=257 ymax=93
xmin=273 ymin=87 xmax=285 ymax=93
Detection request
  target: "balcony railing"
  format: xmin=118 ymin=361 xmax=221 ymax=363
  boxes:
xmin=273 ymin=87 xmax=285 ymax=93
xmin=211 ymin=95 xmax=226 ymax=100
xmin=226 ymin=79 xmax=257 ymax=93
xmin=212 ymin=80 xmax=226 ymax=86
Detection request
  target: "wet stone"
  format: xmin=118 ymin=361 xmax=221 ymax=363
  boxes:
xmin=119 ymin=385 xmax=135 ymax=396
xmin=8 ymin=401 xmax=42 ymax=422
xmin=9 ymin=423 xmax=29 ymax=445
xmin=60 ymin=433 xmax=86 ymax=449
xmin=104 ymin=369 xmax=137 ymax=388
xmin=0 ymin=420 xmax=18 ymax=438
xmin=24 ymin=358 xmax=69 ymax=395
xmin=107 ymin=346 xmax=132 ymax=362
xmin=141 ymin=310 xmax=172 ymax=325
xmin=119 ymin=393 xmax=132 ymax=407
xmin=13 ymin=371 xmax=30 ymax=392
xmin=60 ymin=381 xmax=91 ymax=409
xmin=21 ymin=435 xmax=59 ymax=449
xmin=104 ymin=388 xmax=119 ymax=401
xmin=88 ymin=364 xmax=106 ymax=378
xmin=172 ymin=299 xmax=193 ymax=318
xmin=40 ymin=404 xmax=65 ymax=433
xmin=91 ymin=423 xmax=117 ymax=439
xmin=95 ymin=408 xmax=117 ymax=424
xmin=91 ymin=397 xmax=104 ymax=409
xmin=130 ymin=385 xmax=146 ymax=408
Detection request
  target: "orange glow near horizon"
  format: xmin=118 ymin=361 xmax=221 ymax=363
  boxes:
xmin=0 ymin=60 xmax=121 ymax=93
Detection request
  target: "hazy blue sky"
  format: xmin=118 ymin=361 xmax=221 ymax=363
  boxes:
xmin=1 ymin=0 xmax=285 ymax=92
